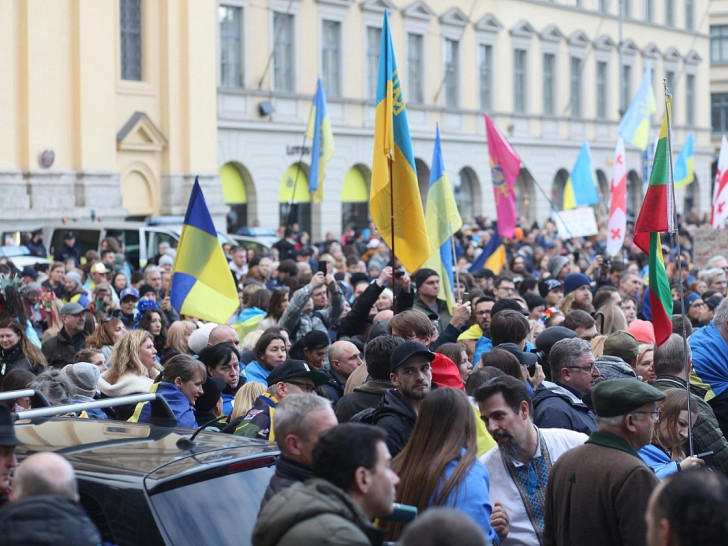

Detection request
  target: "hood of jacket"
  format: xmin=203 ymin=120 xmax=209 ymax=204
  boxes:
xmin=594 ymin=354 xmax=638 ymax=383
xmin=378 ymin=388 xmax=418 ymax=423
xmin=98 ymin=371 xmax=154 ymax=397
xmin=532 ymin=380 xmax=588 ymax=409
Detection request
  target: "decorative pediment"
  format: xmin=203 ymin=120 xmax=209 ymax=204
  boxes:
xmin=620 ymin=38 xmax=640 ymax=56
xmin=663 ymin=46 xmax=682 ymax=62
xmin=475 ymin=13 xmax=503 ymax=33
xmin=402 ymin=1 xmax=435 ymax=21
xmin=684 ymin=49 xmax=702 ymax=65
xmin=316 ymin=0 xmax=355 ymax=6
xmin=117 ymin=112 xmax=167 ymax=152
xmin=540 ymin=24 xmax=565 ymax=43
xmin=593 ymin=34 xmax=617 ymax=50
xmin=360 ymin=0 xmax=396 ymax=14
xmin=510 ymin=19 xmax=537 ymax=39
xmin=642 ymin=43 xmax=661 ymax=59
xmin=567 ymin=30 xmax=590 ymax=48
xmin=439 ymin=7 xmax=468 ymax=28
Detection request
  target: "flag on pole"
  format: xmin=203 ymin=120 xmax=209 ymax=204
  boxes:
xmin=634 ymin=99 xmax=675 ymax=346
xmin=673 ymin=132 xmax=694 ymax=189
xmin=607 ymin=138 xmax=627 ymax=257
xmin=617 ymin=62 xmax=657 ymax=150
xmin=170 ymin=178 xmax=239 ymax=323
xmin=563 ymin=142 xmax=599 ymax=210
xmin=468 ymin=229 xmax=506 ymax=275
xmin=713 ymin=136 xmax=728 ymax=228
xmin=307 ymin=77 xmax=335 ymax=204
xmin=484 ymin=114 xmax=519 ymax=239
xmin=370 ymin=10 xmax=429 ymax=272
xmin=423 ymin=125 xmax=462 ymax=313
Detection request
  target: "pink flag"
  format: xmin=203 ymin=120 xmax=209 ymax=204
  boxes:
xmin=607 ymin=138 xmax=627 ymax=257
xmin=713 ymin=135 xmax=728 ymax=228
xmin=485 ymin=114 xmax=520 ymax=239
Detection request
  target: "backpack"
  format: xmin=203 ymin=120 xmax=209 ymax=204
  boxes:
xmin=350 ymin=406 xmax=396 ymax=425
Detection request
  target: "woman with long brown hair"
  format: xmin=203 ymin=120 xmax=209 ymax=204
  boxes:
xmin=85 ymin=317 xmax=126 ymax=361
xmin=0 ymin=319 xmax=47 ymax=380
xmin=387 ymin=387 xmax=498 ymax=543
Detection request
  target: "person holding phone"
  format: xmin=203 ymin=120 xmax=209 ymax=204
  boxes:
xmin=278 ymin=270 xmax=344 ymax=344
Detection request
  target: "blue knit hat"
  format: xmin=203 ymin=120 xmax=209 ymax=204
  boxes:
xmin=684 ymin=293 xmax=701 ymax=309
xmin=563 ymin=273 xmax=592 ymax=297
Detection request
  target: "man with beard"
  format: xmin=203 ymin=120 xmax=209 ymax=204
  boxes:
xmin=560 ymin=273 xmax=594 ymax=315
xmin=477 ymin=376 xmax=587 ymax=545
xmin=458 ymin=296 xmax=495 ymax=359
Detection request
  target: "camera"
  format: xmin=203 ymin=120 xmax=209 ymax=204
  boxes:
xmin=394 ymin=269 xmax=405 ymax=278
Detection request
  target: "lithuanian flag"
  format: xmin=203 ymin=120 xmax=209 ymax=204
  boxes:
xmin=634 ymin=99 xmax=675 ymax=346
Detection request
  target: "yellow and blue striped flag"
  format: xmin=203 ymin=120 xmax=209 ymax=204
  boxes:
xmin=307 ymin=77 xmax=335 ymax=204
xmin=370 ymin=10 xmax=429 ymax=273
xmin=170 ymin=178 xmax=239 ymax=323
xmin=617 ymin=62 xmax=656 ymax=151
xmin=423 ymin=125 xmax=462 ymax=313
xmin=469 ymin=229 xmax=506 ymax=275
xmin=563 ymin=142 xmax=599 ymax=210
xmin=674 ymin=132 xmax=694 ymax=189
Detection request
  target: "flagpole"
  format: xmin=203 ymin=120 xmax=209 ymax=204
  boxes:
xmin=520 ymin=165 xmax=577 ymax=240
xmin=388 ymin=157 xmax=397 ymax=314
xmin=450 ymin=225 xmax=461 ymax=303
xmin=663 ymin=79 xmax=694 ymax=457
xmin=285 ymin=98 xmax=316 ymax=229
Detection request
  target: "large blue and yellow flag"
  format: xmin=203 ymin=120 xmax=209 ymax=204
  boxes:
xmin=423 ymin=125 xmax=462 ymax=313
xmin=307 ymin=77 xmax=335 ymax=204
xmin=170 ymin=178 xmax=239 ymax=323
xmin=674 ymin=132 xmax=695 ymax=189
xmin=563 ymin=142 xmax=599 ymax=210
xmin=469 ymin=229 xmax=506 ymax=275
xmin=617 ymin=62 xmax=656 ymax=150
xmin=370 ymin=10 xmax=429 ymax=273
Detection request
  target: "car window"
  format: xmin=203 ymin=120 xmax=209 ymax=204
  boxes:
xmin=149 ymin=467 xmax=273 ymax=545
xmin=49 ymin=228 xmax=101 ymax=259
xmin=121 ymin=229 xmax=141 ymax=270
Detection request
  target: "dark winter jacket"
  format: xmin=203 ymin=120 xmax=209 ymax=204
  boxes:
xmin=334 ymin=379 xmax=392 ymax=423
xmin=532 ymin=381 xmax=598 ymax=435
xmin=0 ymin=344 xmax=37 ymax=381
xmin=41 ymin=328 xmax=86 ymax=369
xmin=0 ymin=494 xmax=101 ymax=546
xmin=372 ymin=389 xmax=418 ymax=457
xmin=260 ymin=456 xmax=313 ymax=512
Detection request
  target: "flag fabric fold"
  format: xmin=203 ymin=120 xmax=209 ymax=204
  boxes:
xmin=634 ymin=99 xmax=675 ymax=346
xmin=469 ymin=229 xmax=506 ymax=275
xmin=307 ymin=77 xmax=335 ymax=204
xmin=170 ymin=178 xmax=239 ymax=324
xmin=563 ymin=142 xmax=599 ymax=210
xmin=617 ymin=62 xmax=657 ymax=150
xmin=369 ymin=10 xmax=429 ymax=273
xmin=713 ymin=136 xmax=728 ymax=229
xmin=484 ymin=114 xmax=519 ymax=240
xmin=423 ymin=125 xmax=462 ymax=313
xmin=607 ymin=137 xmax=627 ymax=257
xmin=673 ymin=132 xmax=694 ymax=189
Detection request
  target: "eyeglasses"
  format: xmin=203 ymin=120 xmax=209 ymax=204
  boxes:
xmin=285 ymin=380 xmax=316 ymax=393
xmin=565 ymin=364 xmax=597 ymax=374
xmin=633 ymin=409 xmax=661 ymax=422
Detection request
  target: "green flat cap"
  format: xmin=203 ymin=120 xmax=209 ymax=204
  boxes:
xmin=603 ymin=331 xmax=640 ymax=364
xmin=592 ymin=378 xmax=666 ymax=418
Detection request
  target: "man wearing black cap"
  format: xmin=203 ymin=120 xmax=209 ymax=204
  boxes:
xmin=229 ymin=360 xmax=328 ymax=440
xmin=0 ymin=405 xmax=19 ymax=507
xmin=26 ymin=229 xmax=46 ymax=258
xmin=366 ymin=340 xmax=434 ymax=457
xmin=41 ymin=302 xmax=88 ymax=369
xmin=538 ymin=278 xmax=564 ymax=308
xmin=411 ymin=268 xmax=451 ymax=333
xmin=543 ymin=378 xmax=665 ymax=546
xmin=53 ymin=232 xmax=81 ymax=266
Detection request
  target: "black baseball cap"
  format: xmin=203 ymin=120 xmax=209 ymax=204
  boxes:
xmin=389 ymin=340 xmax=435 ymax=372
xmin=266 ymin=359 xmax=329 ymax=387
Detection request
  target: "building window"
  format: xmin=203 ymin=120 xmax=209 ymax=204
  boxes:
xmin=644 ymin=0 xmax=652 ymax=22
xmin=219 ymin=5 xmax=242 ymax=88
xmin=712 ymin=93 xmax=728 ymax=133
xmin=543 ymin=53 xmax=555 ymax=115
xmin=597 ymin=61 xmax=607 ymax=119
xmin=273 ymin=12 xmax=294 ymax=92
xmin=120 ymin=0 xmax=142 ymax=81
xmin=444 ymin=39 xmax=459 ymax=108
xmin=685 ymin=0 xmax=694 ymax=29
xmin=598 ymin=0 xmax=609 ymax=13
xmin=570 ymin=57 xmax=582 ymax=117
xmin=621 ymin=64 xmax=632 ymax=114
xmin=686 ymin=74 xmax=695 ymax=126
xmin=322 ymin=20 xmax=341 ymax=97
xmin=665 ymin=0 xmax=674 ymax=26
xmin=622 ymin=0 xmax=631 ymax=17
xmin=711 ymin=25 xmax=728 ymax=63
xmin=479 ymin=44 xmax=492 ymax=111
xmin=366 ymin=26 xmax=382 ymax=99
xmin=514 ymin=49 xmax=527 ymax=113
xmin=407 ymin=33 xmax=424 ymax=104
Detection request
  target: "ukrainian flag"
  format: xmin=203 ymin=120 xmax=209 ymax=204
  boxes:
xmin=617 ymin=62 xmax=656 ymax=151
xmin=423 ymin=125 xmax=462 ymax=313
xmin=307 ymin=77 xmax=335 ymax=204
xmin=674 ymin=132 xmax=695 ymax=189
xmin=469 ymin=229 xmax=506 ymax=275
xmin=370 ymin=10 xmax=429 ymax=273
xmin=563 ymin=142 xmax=599 ymax=210
xmin=170 ymin=178 xmax=239 ymax=323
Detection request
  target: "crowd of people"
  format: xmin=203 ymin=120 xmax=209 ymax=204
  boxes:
xmin=2 ymin=217 xmax=728 ymax=545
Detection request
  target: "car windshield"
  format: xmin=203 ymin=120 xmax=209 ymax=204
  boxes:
xmin=149 ymin=466 xmax=273 ymax=545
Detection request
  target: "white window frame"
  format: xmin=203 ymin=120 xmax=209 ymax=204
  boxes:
xmin=269 ymin=0 xmax=301 ymax=93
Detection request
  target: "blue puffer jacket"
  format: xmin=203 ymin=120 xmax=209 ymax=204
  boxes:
xmin=135 ymin=382 xmax=197 ymax=428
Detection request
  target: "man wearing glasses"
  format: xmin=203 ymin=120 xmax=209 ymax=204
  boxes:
xmin=230 ymin=360 xmax=328 ymax=440
xmin=532 ymin=338 xmax=600 ymax=435
xmin=543 ymin=378 xmax=665 ymax=546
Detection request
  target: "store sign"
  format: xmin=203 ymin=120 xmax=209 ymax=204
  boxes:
xmin=286 ymin=145 xmax=311 ymax=156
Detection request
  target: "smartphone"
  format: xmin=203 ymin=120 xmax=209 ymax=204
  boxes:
xmin=696 ymin=450 xmax=715 ymax=466
xmin=317 ymin=261 xmax=328 ymax=275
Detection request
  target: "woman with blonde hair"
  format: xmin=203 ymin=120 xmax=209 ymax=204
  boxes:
xmin=99 ymin=330 xmax=161 ymax=419
xmin=160 ymin=319 xmax=197 ymax=363
xmin=230 ymin=381 xmax=267 ymax=421
xmin=41 ymin=299 xmax=65 ymax=343
xmin=633 ymin=344 xmax=656 ymax=384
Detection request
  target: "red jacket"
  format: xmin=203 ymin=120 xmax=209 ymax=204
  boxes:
xmin=431 ymin=353 xmax=464 ymax=390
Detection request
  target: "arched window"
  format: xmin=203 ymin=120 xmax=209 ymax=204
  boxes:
xmin=415 ymin=158 xmax=430 ymax=207
xmin=455 ymin=168 xmax=478 ymax=221
xmin=220 ymin=162 xmax=253 ymax=233
xmin=626 ymin=170 xmax=643 ymax=217
xmin=278 ymin=163 xmax=311 ymax=233
xmin=552 ymin=169 xmax=569 ymax=209
xmin=517 ymin=169 xmax=535 ymax=224
xmin=342 ymin=165 xmax=370 ymax=233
